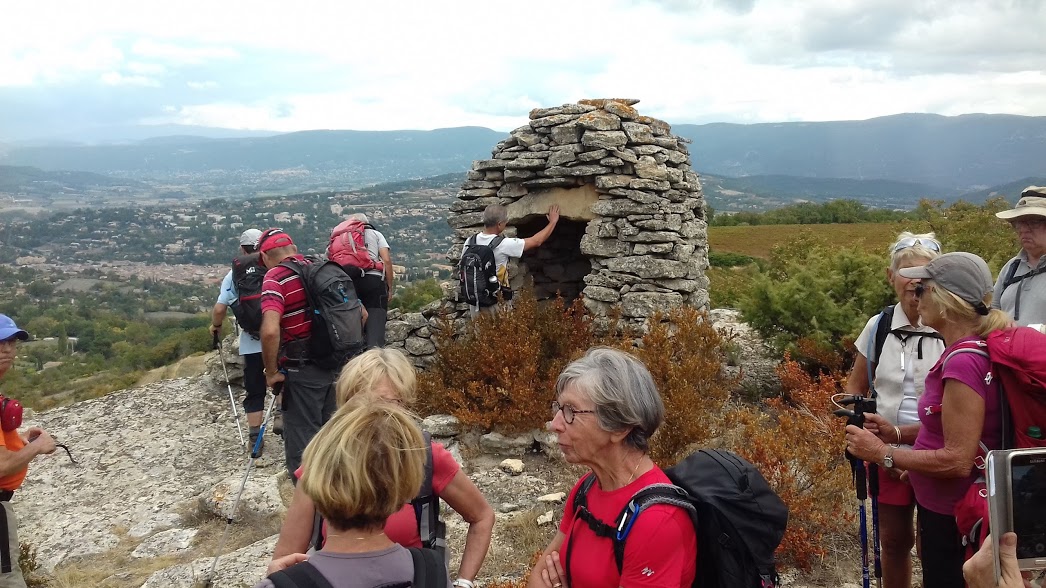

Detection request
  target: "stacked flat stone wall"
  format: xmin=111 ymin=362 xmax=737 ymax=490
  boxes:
xmin=447 ymin=99 xmax=709 ymax=319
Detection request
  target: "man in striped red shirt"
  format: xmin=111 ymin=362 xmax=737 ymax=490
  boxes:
xmin=258 ymin=228 xmax=347 ymax=481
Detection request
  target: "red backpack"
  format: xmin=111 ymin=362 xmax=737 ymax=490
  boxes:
xmin=946 ymin=327 xmax=1046 ymax=561
xmin=327 ymin=219 xmax=383 ymax=278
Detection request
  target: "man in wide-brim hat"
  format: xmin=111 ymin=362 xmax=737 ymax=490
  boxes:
xmin=992 ymin=186 xmax=1046 ymax=326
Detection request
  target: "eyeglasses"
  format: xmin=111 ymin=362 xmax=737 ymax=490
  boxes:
xmin=892 ymin=238 xmax=941 ymax=253
xmin=1009 ymin=218 xmax=1046 ymax=231
xmin=551 ymin=401 xmax=595 ymax=424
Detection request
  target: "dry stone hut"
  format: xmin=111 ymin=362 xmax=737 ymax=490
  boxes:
xmin=446 ymin=99 xmax=710 ymax=326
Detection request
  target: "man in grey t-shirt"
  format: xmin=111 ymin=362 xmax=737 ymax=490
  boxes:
xmin=347 ymin=213 xmax=394 ymax=348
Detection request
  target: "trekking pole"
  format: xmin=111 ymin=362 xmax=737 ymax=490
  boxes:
xmin=835 ymin=394 xmax=878 ymax=588
xmin=213 ymin=330 xmax=247 ymax=449
xmin=868 ymin=461 xmax=883 ymax=588
xmin=202 ymin=382 xmax=281 ymax=588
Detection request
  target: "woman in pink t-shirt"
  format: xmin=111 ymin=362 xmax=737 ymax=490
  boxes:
xmin=270 ymin=349 xmax=494 ymax=588
xmin=527 ymin=348 xmax=697 ymax=588
xmin=846 ymin=252 xmax=1011 ymax=588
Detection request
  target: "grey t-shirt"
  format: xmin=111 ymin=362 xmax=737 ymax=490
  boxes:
xmin=254 ymin=546 xmax=413 ymax=588
xmin=364 ymin=229 xmax=390 ymax=278
xmin=992 ymin=253 xmax=1046 ymax=326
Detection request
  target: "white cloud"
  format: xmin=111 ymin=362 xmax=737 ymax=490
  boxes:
xmin=2 ymin=0 xmax=1046 ymax=135
xmin=101 ymin=71 xmax=161 ymax=87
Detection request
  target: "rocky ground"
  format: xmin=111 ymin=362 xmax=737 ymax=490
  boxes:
xmin=14 ymin=312 xmax=878 ymax=588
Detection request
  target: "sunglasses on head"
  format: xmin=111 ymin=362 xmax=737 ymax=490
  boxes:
xmin=893 ymin=238 xmax=941 ymax=253
xmin=914 ymin=283 xmax=932 ymax=298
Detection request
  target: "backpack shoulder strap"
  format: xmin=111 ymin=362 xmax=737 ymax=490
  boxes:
xmin=941 ymin=342 xmax=990 ymax=371
xmin=488 ymin=235 xmax=505 ymax=251
xmin=268 ymin=562 xmax=334 ymax=588
xmin=411 ymin=433 xmax=438 ymax=549
xmin=407 ymin=547 xmax=447 ymax=588
xmin=465 ymin=235 xmax=477 ymax=248
xmin=868 ymin=305 xmax=895 ymax=386
xmin=1002 ymin=257 xmax=1024 ymax=289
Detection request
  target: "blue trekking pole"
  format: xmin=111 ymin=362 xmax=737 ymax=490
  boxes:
xmin=836 ymin=393 xmax=879 ymax=588
xmin=202 ymin=381 xmax=281 ymax=587
xmin=869 ymin=463 xmax=882 ymax=588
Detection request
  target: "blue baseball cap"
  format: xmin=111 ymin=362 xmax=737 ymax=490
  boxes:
xmin=0 ymin=315 xmax=28 ymax=341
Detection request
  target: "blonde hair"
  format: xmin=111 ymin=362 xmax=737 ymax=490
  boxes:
xmin=889 ymin=231 xmax=941 ymax=271
xmin=335 ymin=348 xmax=417 ymax=407
xmin=924 ymin=279 xmax=1011 ymax=336
xmin=299 ymin=402 xmax=426 ymax=532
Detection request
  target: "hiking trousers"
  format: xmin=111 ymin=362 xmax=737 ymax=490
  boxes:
xmin=242 ymin=352 xmax=266 ymax=414
xmin=282 ymin=362 xmax=337 ymax=481
xmin=0 ymin=501 xmax=25 ymax=588
xmin=354 ymin=274 xmax=388 ymax=348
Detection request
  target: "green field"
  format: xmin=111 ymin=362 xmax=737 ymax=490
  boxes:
xmin=708 ymin=222 xmax=928 ymax=259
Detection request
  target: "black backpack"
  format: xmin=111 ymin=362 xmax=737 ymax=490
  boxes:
xmin=569 ymin=449 xmax=788 ymax=588
xmin=309 ymin=434 xmax=447 ymax=561
xmin=267 ymin=546 xmax=447 ymax=588
xmin=458 ymin=235 xmax=504 ymax=308
xmin=278 ymin=257 xmax=365 ymax=370
xmin=230 ymin=253 xmax=265 ymax=337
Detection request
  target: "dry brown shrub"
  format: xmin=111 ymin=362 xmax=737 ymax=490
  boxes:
xmin=621 ymin=307 xmax=737 ymax=464
xmin=417 ymin=290 xmax=597 ymax=433
xmin=726 ymin=357 xmax=854 ymax=570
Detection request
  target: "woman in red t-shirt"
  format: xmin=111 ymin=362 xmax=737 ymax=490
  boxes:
xmin=271 ymin=349 xmax=494 ymax=588
xmin=528 ymin=348 xmax=697 ymax=588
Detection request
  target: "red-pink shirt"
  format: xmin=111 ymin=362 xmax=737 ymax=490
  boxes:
xmin=261 ymin=255 xmax=311 ymax=343
xmin=909 ymin=336 xmax=1002 ymax=515
xmin=560 ymin=467 xmax=697 ymax=588
xmin=295 ymin=441 xmax=461 ymax=547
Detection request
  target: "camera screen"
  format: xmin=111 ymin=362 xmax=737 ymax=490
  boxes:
xmin=1012 ymin=458 xmax=1046 ymax=560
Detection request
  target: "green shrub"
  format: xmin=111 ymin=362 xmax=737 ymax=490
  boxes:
xmin=738 ymin=233 xmax=892 ymax=368
xmin=708 ymin=250 xmax=757 ymax=268
xmin=390 ymin=279 xmax=444 ymax=312
xmin=915 ymin=197 xmax=1019 ymax=273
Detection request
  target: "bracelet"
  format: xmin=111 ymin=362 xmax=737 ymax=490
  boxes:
xmin=453 ymin=580 xmax=475 ymax=588
xmin=894 ymin=426 xmax=902 ymax=444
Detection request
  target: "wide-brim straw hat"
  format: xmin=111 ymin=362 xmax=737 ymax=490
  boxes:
xmin=996 ymin=187 xmax=1046 ymax=220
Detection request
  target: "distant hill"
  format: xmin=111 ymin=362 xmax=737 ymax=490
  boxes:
xmin=0 ymin=165 xmax=143 ymax=193
xmin=2 ymin=114 xmax=1045 ymax=202
xmin=675 ymin=113 xmax=1046 ymax=191
xmin=955 ymin=176 xmax=1046 ymax=203
xmin=701 ymin=173 xmax=941 ymax=212
xmin=0 ymin=127 xmax=504 ymax=177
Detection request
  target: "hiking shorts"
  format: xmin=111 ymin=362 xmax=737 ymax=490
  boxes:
xmin=242 ymin=352 xmax=266 ymax=414
xmin=877 ymin=468 xmax=915 ymax=506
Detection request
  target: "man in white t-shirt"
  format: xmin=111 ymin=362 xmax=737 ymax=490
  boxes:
xmin=348 ymin=213 xmax=394 ymax=348
xmin=461 ymin=204 xmax=560 ymax=315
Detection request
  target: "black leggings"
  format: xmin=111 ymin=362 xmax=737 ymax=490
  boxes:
xmin=917 ymin=503 xmax=965 ymax=588
xmin=242 ymin=352 xmax=266 ymax=414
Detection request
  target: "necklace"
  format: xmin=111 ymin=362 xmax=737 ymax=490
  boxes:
xmin=626 ymin=456 xmax=645 ymax=486
xmin=326 ymin=531 xmax=385 ymax=541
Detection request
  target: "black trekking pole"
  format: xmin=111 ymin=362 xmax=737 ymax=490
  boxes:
xmin=202 ymin=382 xmax=281 ymax=587
xmin=213 ymin=330 xmax=247 ymax=449
xmin=835 ymin=394 xmax=879 ymax=588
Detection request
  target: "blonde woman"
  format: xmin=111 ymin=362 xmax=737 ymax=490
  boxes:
xmin=257 ymin=401 xmax=445 ymax=586
xmin=843 ymin=232 xmax=944 ymax=588
xmin=271 ymin=349 xmax=494 ymax=588
xmin=846 ymin=253 xmax=1011 ymax=588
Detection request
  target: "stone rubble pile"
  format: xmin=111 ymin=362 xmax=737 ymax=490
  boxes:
xmin=446 ymin=98 xmax=710 ymax=327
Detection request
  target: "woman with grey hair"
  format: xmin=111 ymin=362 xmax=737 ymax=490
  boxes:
xmin=527 ymin=347 xmax=697 ymax=588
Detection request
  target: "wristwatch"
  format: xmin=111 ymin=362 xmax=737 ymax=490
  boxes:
xmin=882 ymin=446 xmax=895 ymax=469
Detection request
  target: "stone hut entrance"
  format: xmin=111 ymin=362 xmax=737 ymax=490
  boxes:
xmin=446 ymin=99 xmax=710 ymax=326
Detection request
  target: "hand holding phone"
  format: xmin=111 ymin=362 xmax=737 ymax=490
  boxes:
xmin=987 ymin=448 xmax=1046 ymax=576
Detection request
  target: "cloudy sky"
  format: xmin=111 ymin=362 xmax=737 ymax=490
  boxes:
xmin=2 ymin=0 xmax=1045 ymax=141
